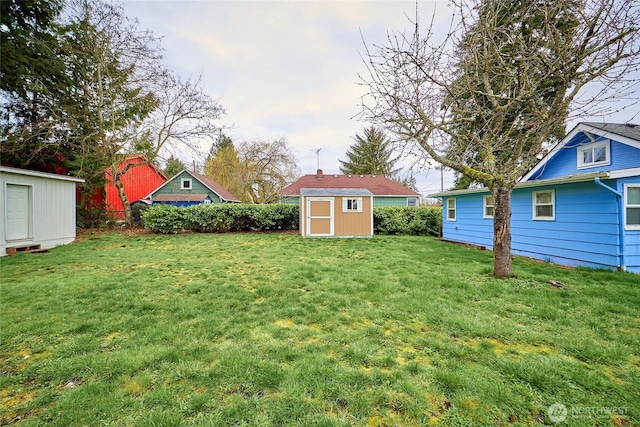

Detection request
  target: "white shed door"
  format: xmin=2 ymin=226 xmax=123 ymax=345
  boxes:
xmin=306 ymin=197 xmax=334 ymax=236
xmin=6 ymin=184 xmax=31 ymax=241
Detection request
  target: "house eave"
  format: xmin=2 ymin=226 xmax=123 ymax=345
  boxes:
xmin=429 ymin=170 xmax=626 ymax=198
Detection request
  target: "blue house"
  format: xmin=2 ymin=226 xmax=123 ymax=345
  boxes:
xmin=430 ymin=122 xmax=640 ymax=273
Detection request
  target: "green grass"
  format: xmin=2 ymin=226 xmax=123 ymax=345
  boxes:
xmin=1 ymin=231 xmax=639 ymax=426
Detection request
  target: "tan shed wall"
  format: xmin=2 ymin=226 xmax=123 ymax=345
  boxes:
xmin=333 ymin=196 xmax=372 ymax=237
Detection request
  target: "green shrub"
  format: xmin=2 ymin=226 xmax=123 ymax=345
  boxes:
xmin=373 ymin=206 xmax=441 ymax=236
xmin=143 ymin=203 xmax=439 ymax=236
xmin=142 ymin=203 xmax=299 ymax=234
xmin=141 ymin=204 xmax=188 ymax=234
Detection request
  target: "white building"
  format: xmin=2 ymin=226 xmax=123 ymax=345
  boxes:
xmin=1 ymin=167 xmax=84 ymax=256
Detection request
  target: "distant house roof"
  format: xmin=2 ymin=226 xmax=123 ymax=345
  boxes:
xmin=280 ymin=170 xmax=420 ymax=197
xmin=190 ymin=171 xmax=240 ymax=202
xmin=153 ymin=194 xmax=210 ymax=202
xmin=300 ymin=188 xmax=374 ymax=197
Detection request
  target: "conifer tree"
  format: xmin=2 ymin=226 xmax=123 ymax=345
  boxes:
xmin=339 ymin=127 xmax=399 ymax=176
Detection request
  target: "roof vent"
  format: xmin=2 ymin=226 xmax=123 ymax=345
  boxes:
xmin=360 ymin=175 xmax=364 ymax=178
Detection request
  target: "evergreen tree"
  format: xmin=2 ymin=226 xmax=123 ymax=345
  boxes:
xmin=339 ymin=127 xmax=399 ymax=176
xmin=163 ymin=156 xmax=186 ymax=179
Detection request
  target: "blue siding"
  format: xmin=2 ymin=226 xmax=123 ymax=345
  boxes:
xmin=620 ymin=176 xmax=640 ymax=273
xmin=442 ymin=192 xmax=494 ymax=248
xmin=529 ymin=134 xmax=640 ymax=180
xmin=442 ymin=181 xmax=624 ymax=270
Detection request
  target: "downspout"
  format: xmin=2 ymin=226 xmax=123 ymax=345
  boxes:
xmin=594 ymin=178 xmax=625 ymax=271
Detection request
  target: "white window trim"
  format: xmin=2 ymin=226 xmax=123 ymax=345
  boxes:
xmin=342 ymin=197 xmax=363 ymax=212
xmin=181 ymin=178 xmax=192 ymax=190
xmin=407 ymin=197 xmax=418 ymax=207
xmin=483 ymin=194 xmax=494 ymax=219
xmin=577 ymin=139 xmax=610 ymax=169
xmin=624 ymin=183 xmax=640 ymax=231
xmin=532 ymin=189 xmax=555 ymax=221
xmin=446 ymin=198 xmax=456 ymax=221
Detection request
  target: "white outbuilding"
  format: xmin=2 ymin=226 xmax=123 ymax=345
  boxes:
xmin=1 ymin=166 xmax=84 ymax=256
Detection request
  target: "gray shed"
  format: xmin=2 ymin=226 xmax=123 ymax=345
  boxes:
xmin=1 ymin=167 xmax=84 ymax=256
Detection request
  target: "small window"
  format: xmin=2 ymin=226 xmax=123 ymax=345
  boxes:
xmin=577 ymin=140 xmax=610 ymax=169
xmin=343 ymin=197 xmax=362 ymax=212
xmin=181 ymin=178 xmax=192 ymax=190
xmin=483 ymin=195 xmax=494 ymax=218
xmin=625 ymin=184 xmax=640 ymax=230
xmin=446 ymin=198 xmax=456 ymax=221
xmin=407 ymin=197 xmax=418 ymax=207
xmin=533 ymin=190 xmax=555 ymax=220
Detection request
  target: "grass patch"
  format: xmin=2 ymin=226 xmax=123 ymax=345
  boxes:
xmin=1 ymin=232 xmax=639 ymax=426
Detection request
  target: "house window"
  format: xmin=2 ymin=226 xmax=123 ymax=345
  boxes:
xmin=181 ymin=178 xmax=192 ymax=190
xmin=533 ymin=190 xmax=555 ymax=220
xmin=446 ymin=198 xmax=456 ymax=221
xmin=343 ymin=197 xmax=362 ymax=212
xmin=625 ymin=184 xmax=640 ymax=230
xmin=407 ymin=197 xmax=418 ymax=207
xmin=577 ymin=140 xmax=610 ymax=169
xmin=483 ymin=195 xmax=494 ymax=218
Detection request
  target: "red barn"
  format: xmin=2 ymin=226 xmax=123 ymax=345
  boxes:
xmin=105 ymin=155 xmax=167 ymax=220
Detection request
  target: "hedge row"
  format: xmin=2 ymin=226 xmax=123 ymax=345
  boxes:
xmin=373 ymin=206 xmax=441 ymax=236
xmin=141 ymin=203 xmax=442 ymax=236
xmin=141 ymin=203 xmax=299 ymax=234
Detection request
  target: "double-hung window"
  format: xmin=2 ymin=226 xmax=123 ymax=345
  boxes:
xmin=533 ymin=190 xmax=555 ymax=220
xmin=625 ymin=184 xmax=640 ymax=230
xmin=446 ymin=198 xmax=456 ymax=221
xmin=577 ymin=140 xmax=610 ymax=169
xmin=483 ymin=195 xmax=494 ymax=218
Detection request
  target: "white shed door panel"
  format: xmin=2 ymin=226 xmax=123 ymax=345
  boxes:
xmin=6 ymin=184 xmax=31 ymax=241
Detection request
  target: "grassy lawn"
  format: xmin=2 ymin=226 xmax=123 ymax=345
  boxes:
xmin=1 ymin=232 xmax=639 ymax=426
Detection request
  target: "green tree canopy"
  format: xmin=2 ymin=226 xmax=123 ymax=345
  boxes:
xmin=163 ymin=155 xmax=186 ymax=179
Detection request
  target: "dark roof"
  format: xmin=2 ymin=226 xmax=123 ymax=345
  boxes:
xmin=280 ymin=172 xmax=421 ymax=197
xmin=300 ymin=188 xmax=374 ymax=197
xmin=581 ymin=122 xmax=640 ymax=142
xmin=153 ymin=194 xmax=210 ymax=202
xmin=190 ymin=171 xmax=240 ymax=202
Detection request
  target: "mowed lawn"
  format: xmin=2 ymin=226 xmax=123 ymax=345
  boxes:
xmin=1 ymin=232 xmax=639 ymax=427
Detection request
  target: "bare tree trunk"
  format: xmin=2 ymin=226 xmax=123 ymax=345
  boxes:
xmin=112 ymin=166 xmax=133 ymax=226
xmin=493 ymin=187 xmax=513 ymax=278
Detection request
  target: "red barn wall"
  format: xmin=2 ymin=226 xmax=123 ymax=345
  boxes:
xmin=105 ymin=156 xmax=166 ymax=220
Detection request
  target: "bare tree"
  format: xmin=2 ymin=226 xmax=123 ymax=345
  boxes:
xmin=205 ymin=138 xmax=299 ymax=204
xmin=359 ymin=0 xmax=640 ymax=277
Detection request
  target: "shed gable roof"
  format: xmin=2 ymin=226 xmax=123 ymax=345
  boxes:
xmin=280 ymin=172 xmax=420 ymax=197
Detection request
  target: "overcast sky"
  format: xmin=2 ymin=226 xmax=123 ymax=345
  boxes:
xmin=121 ymin=0 xmax=638 ymax=196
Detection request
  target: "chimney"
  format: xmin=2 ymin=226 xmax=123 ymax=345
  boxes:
xmin=316 ymin=169 xmax=323 ymax=178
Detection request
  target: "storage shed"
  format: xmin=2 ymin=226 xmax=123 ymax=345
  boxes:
xmin=300 ymin=188 xmax=374 ymax=237
xmin=1 ymin=167 xmax=84 ymax=256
